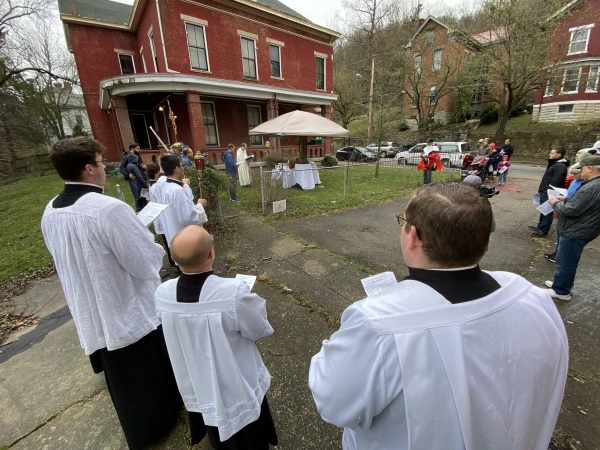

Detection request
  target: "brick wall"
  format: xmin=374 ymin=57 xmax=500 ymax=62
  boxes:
xmin=159 ymin=0 xmax=334 ymax=92
xmin=68 ymin=23 xmax=142 ymax=160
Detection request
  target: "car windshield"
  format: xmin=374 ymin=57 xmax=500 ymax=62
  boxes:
xmin=355 ymin=147 xmax=369 ymax=153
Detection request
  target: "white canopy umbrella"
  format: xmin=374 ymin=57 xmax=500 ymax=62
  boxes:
xmin=249 ymin=110 xmax=350 ymax=137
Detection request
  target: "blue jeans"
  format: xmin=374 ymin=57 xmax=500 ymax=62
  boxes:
xmin=552 ymin=236 xmax=589 ymax=295
xmin=536 ymin=192 xmax=553 ymax=234
xmin=423 ymin=170 xmax=432 ymax=184
xmin=497 ymin=171 xmax=507 ymax=183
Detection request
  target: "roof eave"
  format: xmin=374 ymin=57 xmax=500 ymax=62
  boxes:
xmin=60 ymin=13 xmax=130 ymax=30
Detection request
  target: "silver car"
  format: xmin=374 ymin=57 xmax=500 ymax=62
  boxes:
xmin=396 ymin=142 xmax=473 ymax=168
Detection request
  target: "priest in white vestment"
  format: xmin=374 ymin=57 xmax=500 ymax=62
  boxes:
xmin=309 ymin=183 xmax=568 ymax=450
xmin=41 ymin=137 xmax=182 ymax=449
xmin=151 ymin=153 xmax=207 ymax=246
xmin=237 ymin=143 xmax=252 ymax=186
xmin=155 ymin=225 xmax=278 ymax=448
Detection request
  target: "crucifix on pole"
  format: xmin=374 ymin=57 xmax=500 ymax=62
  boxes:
xmin=167 ymin=99 xmax=182 ymax=164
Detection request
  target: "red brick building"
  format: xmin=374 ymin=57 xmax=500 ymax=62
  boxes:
xmin=402 ymin=17 xmax=482 ymax=128
xmin=58 ymin=0 xmax=340 ymax=162
xmin=533 ymin=0 xmax=600 ymax=123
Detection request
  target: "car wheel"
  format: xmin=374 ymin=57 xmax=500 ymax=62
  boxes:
xmin=336 ymin=154 xmax=343 ymax=161
xmin=442 ymin=159 xmax=451 ymax=168
xmin=397 ymin=158 xmax=406 ymax=166
xmin=380 ymin=151 xmax=387 ymax=158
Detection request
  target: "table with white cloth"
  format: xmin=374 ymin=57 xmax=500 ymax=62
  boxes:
xmin=271 ymin=163 xmax=321 ymax=190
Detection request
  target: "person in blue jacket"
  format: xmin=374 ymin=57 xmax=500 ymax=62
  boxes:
xmin=222 ymin=143 xmax=240 ymax=202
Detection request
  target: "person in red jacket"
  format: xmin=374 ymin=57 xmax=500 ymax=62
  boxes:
xmin=417 ymin=138 xmax=443 ymax=184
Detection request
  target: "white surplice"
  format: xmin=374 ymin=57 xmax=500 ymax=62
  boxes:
xmin=41 ymin=193 xmax=165 ymax=355
xmin=149 ymin=176 xmax=167 ymax=234
xmin=150 ymin=179 xmax=207 ymax=245
xmin=237 ymin=147 xmax=252 ymax=186
xmin=155 ymin=275 xmax=273 ymax=441
xmin=309 ymin=271 xmax=568 ymax=450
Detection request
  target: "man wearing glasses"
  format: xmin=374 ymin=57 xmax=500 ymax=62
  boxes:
xmin=310 ymin=183 xmax=568 ymax=450
xmin=41 ymin=137 xmax=182 ymax=449
xmin=547 ymin=154 xmax=600 ymax=301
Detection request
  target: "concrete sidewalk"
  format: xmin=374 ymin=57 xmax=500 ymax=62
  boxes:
xmin=1 ymin=174 xmax=599 ymax=449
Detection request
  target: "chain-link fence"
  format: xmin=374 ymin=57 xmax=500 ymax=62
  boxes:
xmin=229 ymin=160 xmax=462 ymax=217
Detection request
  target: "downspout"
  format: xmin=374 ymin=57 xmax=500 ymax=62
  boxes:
xmin=155 ymin=0 xmax=178 ymax=73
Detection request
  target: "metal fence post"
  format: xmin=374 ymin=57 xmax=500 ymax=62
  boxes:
xmin=260 ymin=166 xmax=266 ymax=215
xmin=115 ymin=184 xmax=126 ymax=203
xmin=216 ymin=196 xmax=224 ymax=225
xmin=403 ymin=160 xmax=407 ymax=188
xmin=343 ymin=165 xmax=348 ymax=200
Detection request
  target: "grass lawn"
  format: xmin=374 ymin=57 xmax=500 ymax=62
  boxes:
xmin=0 ymin=164 xmax=455 ymax=283
xmin=227 ymin=164 xmax=459 ymax=222
xmin=0 ymin=173 xmax=136 ymax=284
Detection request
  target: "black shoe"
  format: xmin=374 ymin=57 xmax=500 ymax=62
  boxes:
xmin=527 ymin=225 xmax=539 ymax=231
xmin=531 ymin=231 xmax=548 ymax=238
xmin=544 ymin=253 xmax=557 ymax=263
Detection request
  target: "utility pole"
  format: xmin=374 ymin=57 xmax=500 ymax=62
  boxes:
xmin=367 ymin=57 xmax=375 ymax=142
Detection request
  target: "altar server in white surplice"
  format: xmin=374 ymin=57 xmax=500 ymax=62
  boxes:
xmin=151 ymin=154 xmax=207 ymax=247
xmin=155 ymin=225 xmax=278 ymax=448
xmin=237 ymin=143 xmax=252 ymax=186
xmin=41 ymin=137 xmax=182 ymax=450
xmin=309 ymin=183 xmax=568 ymax=450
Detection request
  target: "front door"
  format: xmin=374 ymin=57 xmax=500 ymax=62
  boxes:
xmin=130 ymin=113 xmax=151 ymax=149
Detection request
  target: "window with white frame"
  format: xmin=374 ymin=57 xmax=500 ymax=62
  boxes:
xmin=201 ymin=102 xmax=219 ymax=146
xmin=186 ymin=23 xmax=209 ymax=71
xmin=558 ymin=104 xmax=574 ymax=113
xmin=149 ymin=34 xmax=158 ymax=72
xmin=432 ymin=49 xmax=442 ymax=71
xmin=241 ymin=37 xmax=257 ymax=79
xmin=586 ymin=66 xmax=599 ymax=91
xmin=429 ymin=85 xmax=437 ymax=105
xmin=247 ymin=106 xmax=263 ymax=145
xmin=118 ymin=54 xmax=135 ymax=75
xmin=545 ymin=77 xmax=554 ymax=96
xmin=410 ymin=91 xmax=417 ymax=108
xmin=316 ymin=56 xmax=325 ymax=90
xmin=562 ymin=67 xmax=581 ymax=93
xmin=270 ymin=44 xmax=281 ymax=78
xmin=568 ymin=25 xmax=593 ymax=55
xmin=414 ymin=54 xmax=422 ymax=75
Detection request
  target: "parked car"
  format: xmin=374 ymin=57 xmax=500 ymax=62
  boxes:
xmin=336 ymin=146 xmax=377 ymax=162
xmin=395 ymin=142 xmax=474 ymax=168
xmin=366 ymin=142 xmax=400 ymax=158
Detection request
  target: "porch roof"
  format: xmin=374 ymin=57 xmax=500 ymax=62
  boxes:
xmin=99 ymin=74 xmax=337 ymax=109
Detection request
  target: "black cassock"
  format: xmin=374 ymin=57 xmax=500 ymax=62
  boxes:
xmin=55 ymin=184 xmax=182 ymax=450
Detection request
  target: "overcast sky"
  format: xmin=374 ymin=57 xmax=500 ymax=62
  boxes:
xmin=109 ymin=0 xmax=468 ymax=29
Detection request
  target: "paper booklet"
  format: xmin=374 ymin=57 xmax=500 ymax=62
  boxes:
xmin=361 ymin=271 xmax=398 ymax=296
xmin=536 ymin=201 xmax=554 ymax=216
xmin=137 ymin=202 xmax=169 ymax=227
xmin=236 ymin=274 xmax=257 ymax=290
xmin=532 ymin=194 xmax=541 ymax=205
xmin=549 ymin=185 xmax=568 ymax=196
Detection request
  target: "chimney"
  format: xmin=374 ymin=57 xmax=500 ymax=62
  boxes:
xmin=64 ymin=82 xmax=72 ymax=94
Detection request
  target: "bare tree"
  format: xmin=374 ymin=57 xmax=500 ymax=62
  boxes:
xmin=17 ymin=17 xmax=80 ymax=141
xmin=0 ymin=0 xmax=75 ymax=87
xmin=403 ymin=29 xmax=469 ymax=137
xmin=474 ymin=0 xmax=562 ymax=140
xmin=333 ymin=66 xmax=365 ymax=129
xmin=339 ymin=0 xmax=398 ymax=141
